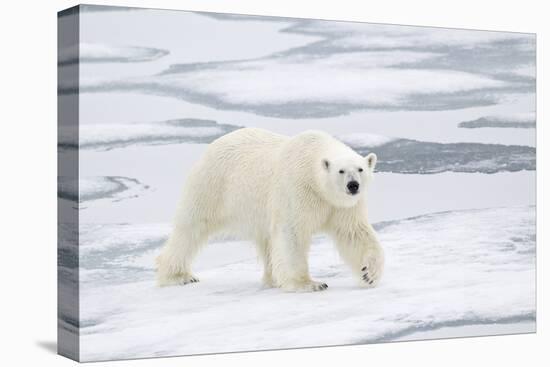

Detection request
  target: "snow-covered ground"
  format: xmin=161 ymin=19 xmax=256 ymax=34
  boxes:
xmin=58 ymin=176 xmax=150 ymax=208
xmin=59 ymin=42 xmax=169 ymax=65
xmin=69 ymin=206 xmax=535 ymax=361
xmin=65 ymin=8 xmax=534 ymax=119
xmin=59 ymin=118 xmax=240 ymax=150
xmin=58 ymin=5 xmax=536 ymax=361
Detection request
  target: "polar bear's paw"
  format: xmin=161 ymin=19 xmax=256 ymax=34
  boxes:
xmin=359 ymin=259 xmax=383 ymax=288
xmin=157 ymin=272 xmax=199 ymax=287
xmin=281 ymin=280 xmax=328 ymax=292
xmin=361 ymin=266 xmax=376 ymax=286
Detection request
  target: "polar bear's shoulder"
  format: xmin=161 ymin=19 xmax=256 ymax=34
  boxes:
xmin=289 ymin=130 xmax=354 ymax=156
xmin=293 ymin=130 xmax=333 ymax=141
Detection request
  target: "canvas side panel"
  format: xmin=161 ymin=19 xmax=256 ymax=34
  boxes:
xmin=57 ymin=5 xmax=80 ymax=362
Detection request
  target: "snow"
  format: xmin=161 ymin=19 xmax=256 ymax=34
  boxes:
xmin=78 ymin=92 xmax=535 ymax=147
xmin=58 ymin=176 xmax=150 ymax=207
xmin=76 ymin=7 xmax=320 ymax=79
xmin=60 ymin=10 xmax=536 ymax=119
xmin=296 ymin=21 xmax=533 ymax=50
xmin=77 ymin=55 xmax=508 ymax=112
xmin=58 ymin=43 xmax=169 ymax=65
xmin=58 ymin=119 xmax=240 ymax=150
xmin=512 ymin=65 xmax=536 ymax=79
xmin=73 ymin=206 xmax=535 ymax=361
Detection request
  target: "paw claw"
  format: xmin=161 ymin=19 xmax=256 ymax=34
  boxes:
xmin=361 ymin=264 xmax=379 ymax=286
xmin=358 ymin=248 xmax=384 ymax=288
xmin=279 ymin=280 xmax=328 ymax=292
xmin=157 ymin=273 xmax=199 ymax=287
xmin=313 ymin=282 xmax=328 ymax=291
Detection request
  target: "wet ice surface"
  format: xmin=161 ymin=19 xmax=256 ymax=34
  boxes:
xmin=72 ymin=206 xmax=535 ymax=361
xmin=58 ymin=43 xmax=169 ymax=65
xmin=458 ymin=112 xmax=536 ymax=129
xmin=62 ymin=11 xmax=535 ymax=119
xmin=58 ymin=176 xmax=150 ymax=207
xmin=341 ymin=135 xmax=535 ymax=174
xmin=63 ymin=5 xmax=537 ymax=360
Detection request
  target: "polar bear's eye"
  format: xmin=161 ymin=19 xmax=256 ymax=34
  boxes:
xmin=358 ymin=168 xmax=364 ymax=172
xmin=339 ymin=170 xmax=345 ymax=174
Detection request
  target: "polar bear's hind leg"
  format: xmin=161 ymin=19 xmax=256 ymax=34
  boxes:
xmin=256 ymin=238 xmax=275 ymax=287
xmin=156 ymin=231 xmax=205 ymax=286
xmin=156 ymin=221 xmax=210 ymax=287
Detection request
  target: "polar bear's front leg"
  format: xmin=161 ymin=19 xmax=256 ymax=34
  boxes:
xmin=332 ymin=222 xmax=384 ymax=288
xmin=270 ymin=226 xmax=328 ymax=292
xmin=358 ymin=241 xmax=384 ymax=288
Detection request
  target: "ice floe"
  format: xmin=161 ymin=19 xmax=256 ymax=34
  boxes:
xmin=458 ymin=112 xmax=536 ymax=129
xmin=58 ymin=118 xmax=241 ymax=151
xmin=72 ymin=53 xmax=514 ymax=118
xmin=59 ymin=43 xmax=169 ymax=65
xmin=290 ymin=20 xmax=533 ymax=51
xmin=59 ymin=176 xmax=150 ymax=207
xmin=339 ymin=134 xmax=535 ymax=173
xmin=69 ymin=206 xmax=535 ymax=361
xmin=60 ymin=12 xmax=535 ymax=118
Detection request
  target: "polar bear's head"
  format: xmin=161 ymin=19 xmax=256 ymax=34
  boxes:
xmin=320 ymin=152 xmax=377 ymax=208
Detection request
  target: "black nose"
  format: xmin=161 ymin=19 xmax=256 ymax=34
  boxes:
xmin=347 ymin=181 xmax=359 ymax=194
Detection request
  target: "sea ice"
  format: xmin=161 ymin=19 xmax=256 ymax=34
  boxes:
xmin=68 ymin=206 xmax=535 ymax=361
xmin=58 ymin=118 xmax=240 ymax=151
xmin=458 ymin=112 xmax=536 ymax=129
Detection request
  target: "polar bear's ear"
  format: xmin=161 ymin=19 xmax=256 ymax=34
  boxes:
xmin=366 ymin=153 xmax=377 ymax=171
xmin=322 ymin=159 xmax=330 ymax=171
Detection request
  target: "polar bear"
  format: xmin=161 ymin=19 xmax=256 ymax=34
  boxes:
xmin=156 ymin=128 xmax=384 ymax=292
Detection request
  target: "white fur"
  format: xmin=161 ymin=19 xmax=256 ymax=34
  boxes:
xmin=156 ymin=128 xmax=384 ymax=292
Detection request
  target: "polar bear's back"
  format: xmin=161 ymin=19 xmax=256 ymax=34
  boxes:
xmin=209 ymin=127 xmax=287 ymax=155
xmin=204 ymin=128 xmax=288 ymax=176
xmin=205 ymin=128 xmax=341 ymax=184
xmin=184 ymin=128 xmax=288 ymax=239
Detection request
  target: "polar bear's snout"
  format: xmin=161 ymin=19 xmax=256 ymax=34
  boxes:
xmin=346 ymin=180 xmax=360 ymax=195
